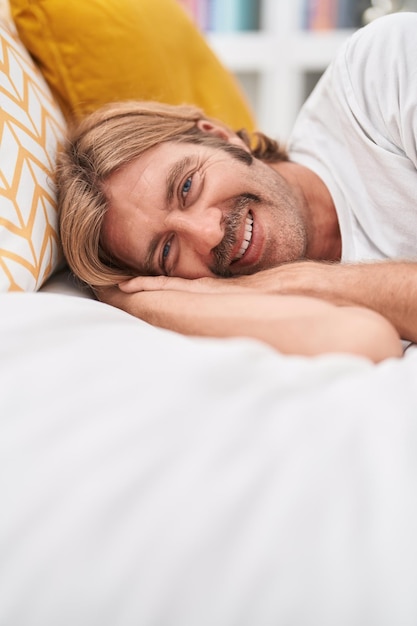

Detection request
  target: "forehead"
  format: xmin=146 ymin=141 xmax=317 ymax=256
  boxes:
xmin=105 ymin=141 xmax=194 ymax=203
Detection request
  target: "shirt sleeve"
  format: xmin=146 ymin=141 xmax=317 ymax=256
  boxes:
xmin=338 ymin=12 xmax=417 ymax=167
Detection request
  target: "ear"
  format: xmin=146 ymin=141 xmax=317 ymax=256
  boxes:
xmin=196 ymin=119 xmax=250 ymax=150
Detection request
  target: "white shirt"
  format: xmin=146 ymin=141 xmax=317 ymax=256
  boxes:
xmin=288 ymin=12 xmax=417 ymax=263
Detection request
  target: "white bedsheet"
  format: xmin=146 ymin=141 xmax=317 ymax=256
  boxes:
xmin=1 ymin=288 xmax=417 ymax=625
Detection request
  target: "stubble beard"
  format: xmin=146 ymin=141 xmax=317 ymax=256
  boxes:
xmin=210 ymin=193 xmax=259 ymax=277
xmin=207 ymin=144 xmax=308 ymax=277
xmin=210 ymin=188 xmax=307 ymax=278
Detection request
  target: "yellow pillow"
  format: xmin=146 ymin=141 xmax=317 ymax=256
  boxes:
xmin=10 ymin=0 xmax=255 ymax=131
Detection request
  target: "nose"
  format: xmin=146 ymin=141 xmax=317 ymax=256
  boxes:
xmin=166 ymin=206 xmax=224 ymax=256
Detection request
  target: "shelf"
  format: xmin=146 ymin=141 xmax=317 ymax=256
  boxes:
xmin=209 ymin=28 xmax=354 ymax=74
xmin=204 ymin=1 xmax=357 ymax=139
xmin=207 ymin=32 xmax=275 ymax=72
xmin=291 ymin=29 xmax=355 ymax=69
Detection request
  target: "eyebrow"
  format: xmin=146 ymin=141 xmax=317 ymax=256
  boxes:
xmin=165 ymin=155 xmax=193 ymax=205
xmin=142 ymin=155 xmax=194 ymax=275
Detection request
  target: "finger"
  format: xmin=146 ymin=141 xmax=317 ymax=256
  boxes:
xmin=119 ymin=275 xmax=193 ymax=293
xmin=119 ymin=276 xmax=164 ymax=292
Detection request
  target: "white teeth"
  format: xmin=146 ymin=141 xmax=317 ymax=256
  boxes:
xmin=234 ymin=212 xmax=253 ymax=262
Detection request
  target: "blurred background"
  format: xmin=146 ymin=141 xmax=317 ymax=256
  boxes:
xmin=178 ymin=0 xmax=417 ymax=140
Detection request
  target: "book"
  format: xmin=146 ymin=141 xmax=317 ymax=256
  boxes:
xmin=209 ymin=0 xmax=259 ymax=32
xmin=177 ymin=0 xmax=259 ymax=32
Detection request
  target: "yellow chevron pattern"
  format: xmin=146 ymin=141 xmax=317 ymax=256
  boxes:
xmin=0 ymin=18 xmax=66 ymax=291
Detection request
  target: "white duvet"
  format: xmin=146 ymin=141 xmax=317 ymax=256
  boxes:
xmin=1 ymin=285 xmax=417 ymax=625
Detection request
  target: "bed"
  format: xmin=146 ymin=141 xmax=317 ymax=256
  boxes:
xmin=2 ymin=1 xmax=417 ymax=624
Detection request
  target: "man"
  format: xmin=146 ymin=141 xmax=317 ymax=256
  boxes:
xmin=56 ymin=12 xmax=417 ymax=359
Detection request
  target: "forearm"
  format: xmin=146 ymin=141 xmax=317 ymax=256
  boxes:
xmin=274 ymin=261 xmax=417 ymax=343
xmin=331 ymin=262 xmax=417 ymax=343
xmin=118 ymin=260 xmax=417 ymax=342
xmin=99 ymin=288 xmax=401 ymax=362
xmin=205 ymin=260 xmax=417 ymax=343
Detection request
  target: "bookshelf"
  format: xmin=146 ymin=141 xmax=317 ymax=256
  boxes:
xmin=182 ymin=1 xmax=417 ymax=139
xmin=206 ymin=0 xmax=357 ymax=140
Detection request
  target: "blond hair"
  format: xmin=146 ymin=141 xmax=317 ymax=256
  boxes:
xmin=56 ymin=100 xmax=288 ymax=287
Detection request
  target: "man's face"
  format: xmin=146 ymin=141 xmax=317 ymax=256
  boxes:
xmin=101 ymin=138 xmax=308 ymax=279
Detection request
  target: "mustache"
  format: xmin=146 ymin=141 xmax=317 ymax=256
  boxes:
xmin=210 ymin=193 xmax=260 ymax=277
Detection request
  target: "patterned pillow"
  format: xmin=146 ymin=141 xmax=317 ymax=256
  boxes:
xmin=0 ymin=17 xmax=66 ymax=291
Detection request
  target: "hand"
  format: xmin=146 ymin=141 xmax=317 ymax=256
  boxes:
xmin=119 ymin=259 xmax=417 ymax=342
xmin=118 ymin=274 xmax=256 ymax=295
xmin=117 ymin=261 xmax=344 ymax=301
xmin=97 ymin=275 xmax=402 ymax=363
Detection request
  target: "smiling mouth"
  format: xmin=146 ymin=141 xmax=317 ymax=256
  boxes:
xmin=232 ymin=211 xmax=253 ymax=263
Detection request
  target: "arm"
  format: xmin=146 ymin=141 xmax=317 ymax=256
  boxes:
xmin=119 ymin=260 xmax=417 ymax=343
xmin=97 ymin=286 xmax=401 ymax=363
xmin=228 ymin=260 xmax=417 ymax=343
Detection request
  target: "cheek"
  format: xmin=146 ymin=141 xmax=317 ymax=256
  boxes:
xmin=101 ymin=210 xmax=140 ymax=265
xmin=205 ymin=163 xmax=254 ymax=196
xmin=175 ymin=256 xmax=217 ymax=279
xmin=101 ymin=212 xmax=127 ymax=261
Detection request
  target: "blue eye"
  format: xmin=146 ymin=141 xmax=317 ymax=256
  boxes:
xmin=162 ymin=239 xmax=171 ymax=260
xmin=182 ymin=176 xmax=192 ymax=197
